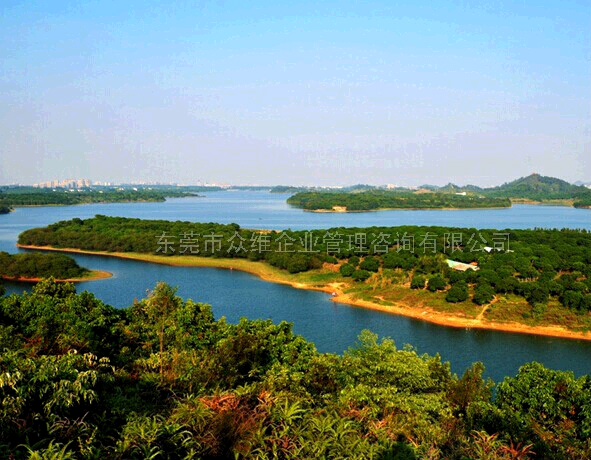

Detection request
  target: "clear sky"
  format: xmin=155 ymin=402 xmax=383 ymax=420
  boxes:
xmin=1 ymin=0 xmax=590 ymax=186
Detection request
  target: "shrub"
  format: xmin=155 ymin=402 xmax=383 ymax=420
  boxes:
xmin=360 ymin=256 xmax=380 ymax=272
xmin=340 ymin=263 xmax=355 ymax=277
xmin=410 ymin=275 xmax=426 ymax=289
xmin=427 ymin=275 xmax=447 ymax=292
xmin=473 ymin=283 xmax=495 ymax=305
xmin=446 ymin=281 xmax=469 ymax=303
xmin=352 ymin=269 xmax=371 ymax=282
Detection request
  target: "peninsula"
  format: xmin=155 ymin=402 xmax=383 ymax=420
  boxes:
xmin=18 ymin=216 xmax=591 ymax=340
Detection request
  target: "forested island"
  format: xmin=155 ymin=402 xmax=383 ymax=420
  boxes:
xmin=18 ymin=216 xmax=591 ymax=337
xmin=0 ymin=205 xmax=11 ymax=214
xmin=0 ymin=251 xmax=108 ymax=282
xmin=287 ymin=190 xmax=511 ymax=211
xmin=0 ymin=279 xmax=589 ymax=458
xmin=0 ymin=188 xmax=199 ymax=208
xmin=285 ymin=174 xmax=591 ymax=212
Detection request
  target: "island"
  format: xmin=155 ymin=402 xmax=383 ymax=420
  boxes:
xmin=0 ymin=251 xmax=110 ymax=283
xmin=287 ymin=190 xmax=511 ymax=211
xmin=0 ymin=186 xmax=207 ymax=208
xmin=0 ymin=205 xmax=11 ymax=214
xmin=18 ymin=216 xmax=591 ymax=340
xmin=285 ymin=174 xmax=591 ymax=212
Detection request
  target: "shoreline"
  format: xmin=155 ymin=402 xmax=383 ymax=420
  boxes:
xmin=1 ymin=269 xmax=112 ymax=284
xmin=306 ymin=205 xmax=512 ymax=213
xmin=17 ymin=244 xmax=591 ymax=342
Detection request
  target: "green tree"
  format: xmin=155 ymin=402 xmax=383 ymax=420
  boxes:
xmin=473 ymin=283 xmax=495 ymax=305
xmin=360 ymin=256 xmax=380 ymax=272
xmin=446 ymin=281 xmax=469 ymax=303
xmin=339 ymin=263 xmax=355 ymax=277
xmin=410 ymin=275 xmax=426 ymax=289
xmin=352 ymin=269 xmax=371 ymax=282
xmin=143 ymin=283 xmax=182 ymax=376
xmin=427 ymin=275 xmax=447 ymax=292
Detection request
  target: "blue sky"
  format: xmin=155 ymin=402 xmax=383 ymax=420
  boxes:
xmin=1 ymin=0 xmax=589 ymax=186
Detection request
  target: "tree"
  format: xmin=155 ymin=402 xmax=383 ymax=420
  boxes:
xmin=352 ymin=269 xmax=371 ymax=282
xmin=410 ymin=275 xmax=426 ymax=289
xmin=339 ymin=263 xmax=355 ymax=277
xmin=144 ymin=283 xmax=182 ymax=376
xmin=496 ymin=362 xmax=591 ymax=457
xmin=427 ymin=275 xmax=447 ymax=292
xmin=473 ymin=283 xmax=495 ymax=305
xmin=526 ymin=283 xmax=549 ymax=306
xmin=446 ymin=281 xmax=469 ymax=303
xmin=360 ymin=256 xmax=380 ymax=272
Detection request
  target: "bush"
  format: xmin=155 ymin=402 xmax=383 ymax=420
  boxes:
xmin=526 ymin=283 xmax=549 ymax=306
xmin=360 ymin=256 xmax=380 ymax=272
xmin=340 ymin=263 xmax=355 ymax=277
xmin=352 ymin=269 xmax=371 ymax=282
xmin=446 ymin=281 xmax=469 ymax=303
xmin=427 ymin=275 xmax=447 ymax=292
xmin=473 ymin=283 xmax=495 ymax=305
xmin=348 ymin=256 xmax=360 ymax=267
xmin=383 ymin=252 xmax=415 ymax=270
xmin=410 ymin=275 xmax=426 ymax=289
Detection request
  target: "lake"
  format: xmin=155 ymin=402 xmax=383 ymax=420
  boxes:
xmin=1 ymin=191 xmax=590 ymax=381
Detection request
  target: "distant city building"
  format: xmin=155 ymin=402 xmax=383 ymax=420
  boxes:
xmin=34 ymin=178 xmax=93 ymax=189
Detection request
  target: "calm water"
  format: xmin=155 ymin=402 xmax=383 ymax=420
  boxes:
xmin=1 ymin=191 xmax=590 ymax=381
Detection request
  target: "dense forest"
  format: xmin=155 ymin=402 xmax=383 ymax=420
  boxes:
xmin=18 ymin=217 xmax=591 ymax=316
xmin=0 ymin=189 xmax=198 ymax=207
xmin=0 ymin=280 xmax=589 ymax=458
xmin=0 ymin=252 xmax=89 ymax=280
xmin=287 ymin=190 xmax=511 ymax=211
xmin=0 ymin=205 xmax=11 ymax=214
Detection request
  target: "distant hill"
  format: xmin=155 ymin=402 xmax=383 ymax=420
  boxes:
xmin=486 ymin=174 xmax=591 ymax=201
xmin=434 ymin=183 xmax=484 ymax=194
xmin=418 ymin=174 xmax=591 ymax=205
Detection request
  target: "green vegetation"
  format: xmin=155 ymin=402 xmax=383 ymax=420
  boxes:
xmin=0 ymin=280 xmax=589 ymax=458
xmin=574 ymin=197 xmax=591 ymax=209
xmin=0 ymin=205 xmax=11 ymax=214
xmin=0 ymin=188 xmax=198 ymax=207
xmin=427 ymin=174 xmax=591 ymax=206
xmin=285 ymin=175 xmax=591 ymax=211
xmin=0 ymin=252 xmax=89 ymax=280
xmin=486 ymin=174 xmax=591 ymax=202
xmin=18 ymin=216 xmax=591 ymax=324
xmin=269 ymin=185 xmax=312 ymax=194
xmin=287 ymin=190 xmax=511 ymax=211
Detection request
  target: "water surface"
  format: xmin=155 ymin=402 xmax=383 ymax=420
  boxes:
xmin=1 ymin=191 xmax=590 ymax=381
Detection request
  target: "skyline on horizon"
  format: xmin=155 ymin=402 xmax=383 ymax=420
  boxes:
xmin=5 ymin=171 xmax=590 ymax=189
xmin=1 ymin=1 xmax=590 ymax=187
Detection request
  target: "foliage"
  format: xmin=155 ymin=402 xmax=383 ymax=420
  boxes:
xmin=473 ymin=283 xmax=496 ymax=305
xmin=339 ymin=263 xmax=355 ymax=277
xmin=0 ymin=252 xmax=89 ymax=280
xmin=17 ymin=218 xmax=591 ymax=313
xmin=0 ymin=188 xmax=198 ymax=208
xmin=0 ymin=282 xmax=588 ymax=458
xmin=446 ymin=281 xmax=469 ymax=303
xmin=427 ymin=275 xmax=447 ymax=292
xmin=287 ymin=189 xmax=511 ymax=211
xmin=410 ymin=275 xmax=426 ymax=289
xmin=352 ymin=269 xmax=372 ymax=282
